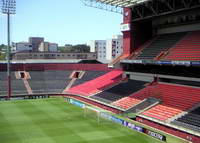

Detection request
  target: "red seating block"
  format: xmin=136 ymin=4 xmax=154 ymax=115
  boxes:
xmin=66 ymin=70 xmax=123 ymax=96
xmin=165 ymin=31 xmax=200 ymax=61
xmin=141 ymin=83 xmax=200 ymax=121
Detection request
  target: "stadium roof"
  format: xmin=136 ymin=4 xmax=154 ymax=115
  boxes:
xmin=94 ymin=0 xmax=150 ymax=7
xmin=0 ymin=59 xmax=82 ymax=64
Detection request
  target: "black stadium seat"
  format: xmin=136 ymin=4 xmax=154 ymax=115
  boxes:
xmin=91 ymin=79 xmax=147 ymax=103
xmin=137 ymin=32 xmax=186 ymax=60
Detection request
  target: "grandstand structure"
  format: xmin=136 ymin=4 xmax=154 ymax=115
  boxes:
xmin=1 ymin=0 xmax=200 ymax=143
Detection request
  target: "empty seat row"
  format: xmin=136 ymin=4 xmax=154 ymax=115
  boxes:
xmin=67 ymin=70 xmax=123 ymax=96
xmin=141 ymin=83 xmax=200 ymax=121
xmin=90 ymin=80 xmax=147 ymax=103
xmin=136 ymin=32 xmax=186 ymax=60
xmin=165 ymin=31 xmax=200 ymax=61
xmin=172 ymin=106 xmax=200 ymax=131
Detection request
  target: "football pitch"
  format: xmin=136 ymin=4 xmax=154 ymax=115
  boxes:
xmin=0 ymin=98 xmax=185 ymax=143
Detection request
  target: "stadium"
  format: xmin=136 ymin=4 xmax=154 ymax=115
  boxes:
xmin=1 ymin=0 xmax=200 ymax=143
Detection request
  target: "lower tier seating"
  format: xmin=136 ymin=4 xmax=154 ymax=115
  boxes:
xmin=28 ymin=71 xmax=72 ymax=94
xmin=90 ymin=80 xmax=147 ymax=103
xmin=112 ymin=86 xmax=151 ymax=109
xmin=141 ymin=83 xmax=200 ymax=121
xmin=67 ymin=70 xmax=123 ymax=96
xmin=71 ymin=71 xmax=108 ymax=87
xmin=172 ymin=106 xmax=200 ymax=132
xmin=0 ymin=72 xmax=28 ymax=96
xmin=125 ymin=97 xmax=160 ymax=113
xmin=136 ymin=117 xmax=200 ymax=143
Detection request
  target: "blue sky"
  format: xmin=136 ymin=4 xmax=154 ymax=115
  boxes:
xmin=0 ymin=0 xmax=122 ymax=46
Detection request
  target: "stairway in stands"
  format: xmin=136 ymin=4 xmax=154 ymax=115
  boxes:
xmin=124 ymin=97 xmax=161 ymax=114
xmin=136 ymin=32 xmax=186 ymax=60
xmin=164 ymin=31 xmax=200 ymax=61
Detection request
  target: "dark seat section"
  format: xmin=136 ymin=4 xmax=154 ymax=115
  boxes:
xmin=137 ymin=32 xmax=186 ymax=60
xmin=72 ymin=71 xmax=108 ymax=87
xmin=0 ymin=72 xmax=28 ymax=96
xmin=91 ymin=80 xmax=147 ymax=103
xmin=28 ymin=71 xmax=72 ymax=94
xmin=0 ymin=72 xmax=7 ymax=96
xmin=172 ymin=106 xmax=200 ymax=132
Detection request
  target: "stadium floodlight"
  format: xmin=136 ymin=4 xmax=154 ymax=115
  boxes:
xmin=1 ymin=0 xmax=16 ymax=99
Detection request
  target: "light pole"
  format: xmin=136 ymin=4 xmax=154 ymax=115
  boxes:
xmin=1 ymin=0 xmax=16 ymax=99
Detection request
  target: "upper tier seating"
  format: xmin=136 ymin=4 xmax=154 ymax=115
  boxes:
xmin=172 ymin=106 xmax=200 ymax=132
xmin=141 ymin=83 xmax=200 ymax=121
xmin=66 ymin=70 xmax=123 ymax=96
xmin=0 ymin=72 xmax=28 ymax=96
xmin=165 ymin=31 xmax=200 ymax=61
xmin=136 ymin=32 xmax=186 ymax=60
xmin=71 ymin=71 xmax=108 ymax=87
xmin=91 ymin=80 xmax=147 ymax=103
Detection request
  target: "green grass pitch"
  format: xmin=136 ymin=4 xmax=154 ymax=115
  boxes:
xmin=0 ymin=98 xmax=185 ymax=143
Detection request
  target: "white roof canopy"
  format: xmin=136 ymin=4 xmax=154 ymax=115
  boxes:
xmin=95 ymin=0 xmax=150 ymax=7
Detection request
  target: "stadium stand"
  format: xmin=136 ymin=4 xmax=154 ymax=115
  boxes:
xmin=0 ymin=72 xmax=28 ymax=95
xmin=28 ymin=71 xmax=72 ymax=94
xmin=164 ymin=31 xmax=200 ymax=61
xmin=172 ymin=106 xmax=200 ymax=132
xmin=0 ymin=72 xmax=7 ymax=95
xmin=130 ymin=38 xmax=157 ymax=59
xmin=141 ymin=83 xmax=200 ymax=121
xmin=91 ymin=79 xmax=147 ymax=103
xmin=136 ymin=32 xmax=186 ymax=60
xmin=66 ymin=70 xmax=123 ymax=96
xmin=112 ymin=83 xmax=155 ymax=109
xmin=124 ymin=97 xmax=160 ymax=114
xmin=71 ymin=71 xmax=108 ymax=87
xmin=136 ymin=116 xmax=200 ymax=143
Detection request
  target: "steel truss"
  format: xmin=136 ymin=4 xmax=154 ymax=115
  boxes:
xmin=81 ymin=0 xmax=123 ymax=14
xmin=131 ymin=0 xmax=200 ymax=21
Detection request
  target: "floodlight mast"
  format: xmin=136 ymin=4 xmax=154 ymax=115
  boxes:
xmin=1 ymin=0 xmax=16 ymax=99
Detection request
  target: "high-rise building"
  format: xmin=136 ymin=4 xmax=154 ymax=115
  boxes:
xmin=38 ymin=42 xmax=49 ymax=52
xmin=39 ymin=42 xmax=58 ymax=52
xmin=90 ymin=40 xmax=106 ymax=62
xmin=29 ymin=37 xmax=44 ymax=52
xmin=89 ymin=35 xmax=123 ymax=63
xmin=106 ymin=35 xmax=123 ymax=61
